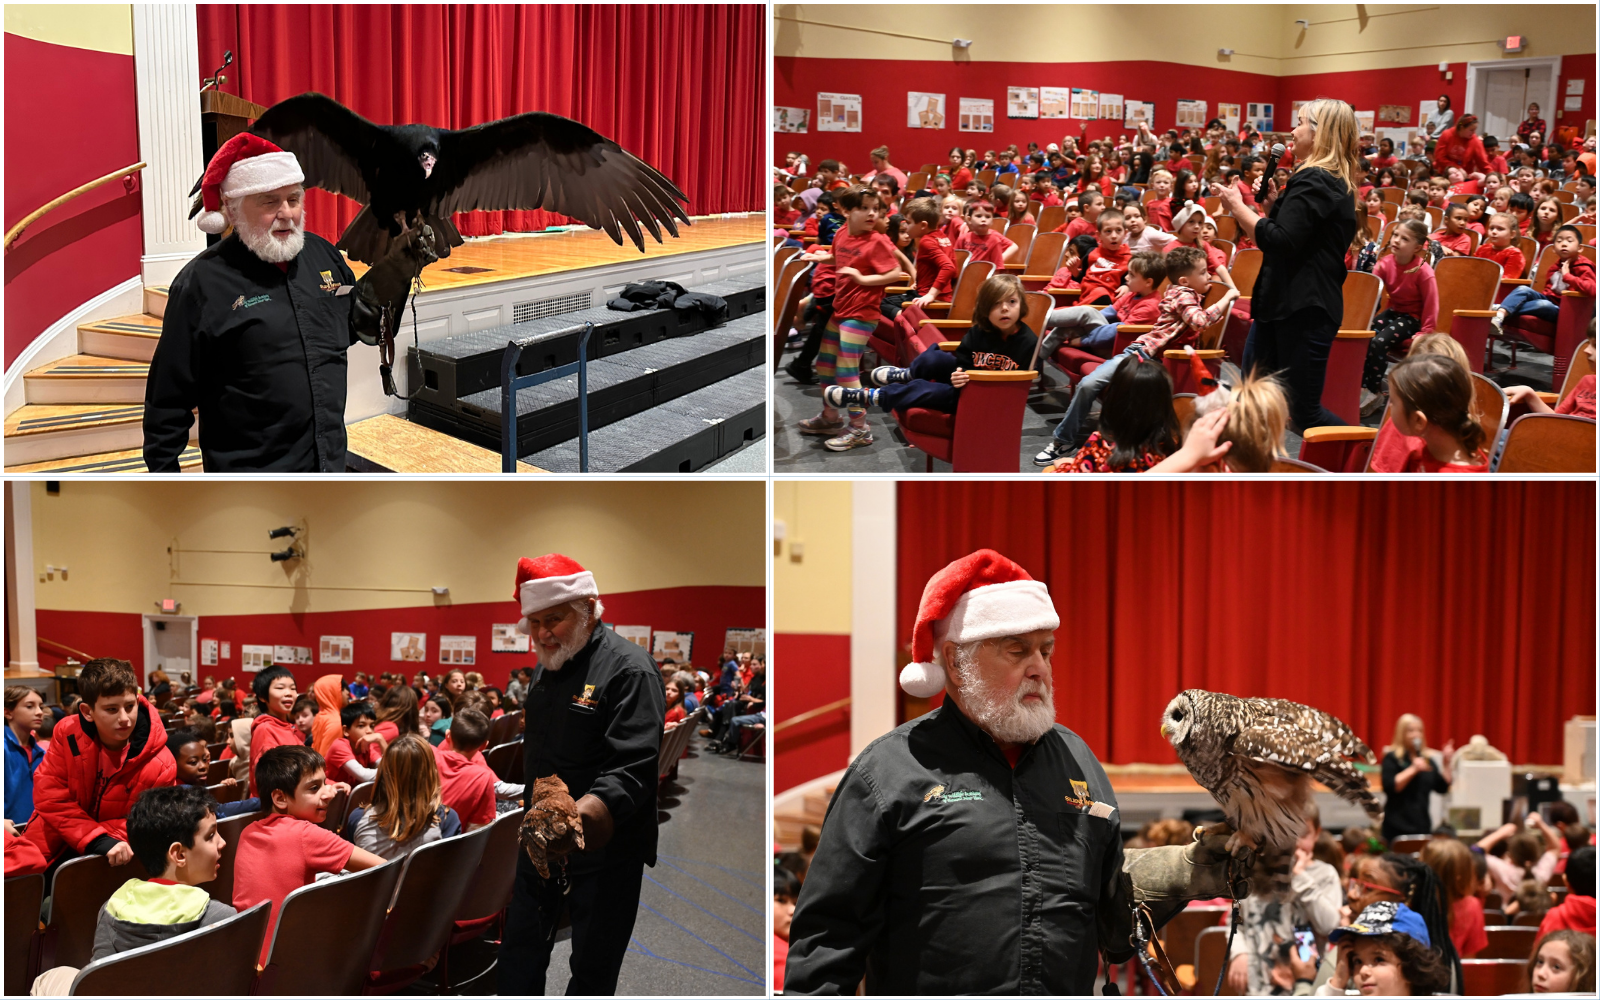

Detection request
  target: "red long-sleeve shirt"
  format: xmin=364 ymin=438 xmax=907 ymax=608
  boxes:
xmin=914 ymin=233 xmax=957 ymax=297
xmin=1475 ymin=242 xmax=1526 ymax=280
xmin=1078 ymin=243 xmax=1134 ymax=305
xmin=1374 ymin=254 xmax=1439 ymax=332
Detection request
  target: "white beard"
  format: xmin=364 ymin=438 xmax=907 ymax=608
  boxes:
xmin=233 ymin=204 xmax=306 ymax=263
xmin=537 ymin=612 xmax=595 ymax=672
xmin=953 ymin=645 xmax=1058 ymax=744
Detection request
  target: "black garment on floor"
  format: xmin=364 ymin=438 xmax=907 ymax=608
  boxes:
xmin=606 ymin=280 xmax=728 ymax=325
xmin=497 ymin=852 xmax=646 ymax=996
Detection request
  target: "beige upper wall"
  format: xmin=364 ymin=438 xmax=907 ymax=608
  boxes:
xmin=775 ymin=4 xmax=1595 ymax=72
xmin=4 ymin=4 xmax=132 ymax=55
xmin=29 ymin=481 xmax=765 ymax=616
xmin=773 ymin=480 xmax=852 ymax=634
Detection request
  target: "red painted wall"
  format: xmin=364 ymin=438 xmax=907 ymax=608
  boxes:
xmin=773 ymin=632 xmax=850 ymax=794
xmin=36 ymin=584 xmax=763 ymax=693
xmin=775 ymin=56 xmax=1282 ymax=171
xmin=4 ymin=32 xmax=144 ymax=370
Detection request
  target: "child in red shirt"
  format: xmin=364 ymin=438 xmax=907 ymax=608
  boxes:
xmin=1166 ymin=202 xmax=1229 ymax=277
xmin=1144 ymin=170 xmax=1176 ymax=231
xmin=1040 ymin=249 xmax=1166 ymax=358
xmin=1385 ymin=353 xmax=1491 ymax=472
xmin=1492 ymin=225 xmax=1597 ymax=333
xmin=324 ymin=702 xmax=387 ymax=785
xmin=234 ymin=745 xmax=385 ymax=962
xmin=939 ymin=195 xmax=968 ymax=244
xmin=1462 ymin=194 xmax=1489 ymax=237
xmin=1530 ymin=196 xmax=1563 ymax=251
xmin=1056 ymin=190 xmax=1104 ymax=240
xmin=905 ymin=198 xmax=956 ymax=307
xmin=802 ymin=187 xmax=905 ymax=452
xmin=1430 ymin=202 xmax=1475 ymax=257
xmin=1506 ymin=337 xmax=1597 ymax=418
xmin=954 ymin=200 xmax=1018 ymax=267
xmin=1076 ymin=209 xmax=1133 ymax=306
xmin=433 ymin=709 xmax=519 ymax=830
xmin=1475 ymin=213 xmax=1526 ymax=280
xmin=247 ymin=666 xmax=308 ymax=799
xmin=773 ymin=183 xmax=801 ymax=230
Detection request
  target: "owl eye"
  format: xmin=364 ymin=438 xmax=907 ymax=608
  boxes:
xmin=1172 ymin=710 xmax=1184 ymax=721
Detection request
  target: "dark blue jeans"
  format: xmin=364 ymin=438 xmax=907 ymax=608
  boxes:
xmin=1243 ymin=308 xmax=1346 ymax=431
xmin=877 ymin=344 xmax=963 ymax=413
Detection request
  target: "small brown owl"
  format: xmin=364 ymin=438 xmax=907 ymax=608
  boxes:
xmin=520 ymin=775 xmax=584 ymax=878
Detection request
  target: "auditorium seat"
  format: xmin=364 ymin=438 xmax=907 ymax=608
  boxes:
xmin=1160 ymin=905 xmax=1227 ymax=990
xmin=896 ymin=363 xmax=1037 ymax=473
xmin=486 ymin=740 xmax=523 ymax=782
xmin=365 ymin=824 xmax=491 ymax=993
xmin=208 ymin=779 xmax=244 ymax=804
xmin=1496 ymin=414 xmax=1597 ymax=473
xmin=1006 ymin=223 xmax=1036 ymax=267
xmin=342 ymin=781 xmax=377 ymax=838
xmin=40 ymin=854 xmax=151 ymax=971
xmin=921 ymin=262 xmax=995 ymax=328
xmin=207 ymin=810 xmax=264 ymax=905
xmin=773 ymin=258 xmax=812 ymax=371
xmin=319 ymin=786 xmax=351 ymax=834
xmin=1482 ymin=908 xmax=1506 ymax=925
xmin=1389 ymin=834 xmax=1430 ymax=854
xmin=1427 ymin=256 xmax=1504 ymax=372
xmin=5 ymin=874 xmax=43 ymax=996
xmin=256 ymin=861 xmax=402 ymax=995
xmin=1323 ymin=271 xmax=1382 ymax=424
xmin=67 ymin=902 xmax=270 ymax=997
xmin=1478 ymin=925 xmax=1538 ymax=959
xmin=1461 ymin=958 xmax=1529 ymax=995
xmin=1193 ymin=925 xmax=1241 ymax=995
xmin=1222 ymin=248 xmax=1263 ymax=366
xmin=1491 ymin=245 xmax=1597 ymax=387
xmin=1513 ymin=910 xmax=1544 ymax=926
xmin=437 ymin=811 xmax=525 ymax=989
xmin=487 ymin=710 xmax=524 ymax=746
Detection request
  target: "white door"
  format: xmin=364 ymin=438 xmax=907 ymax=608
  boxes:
xmin=144 ymin=616 xmax=195 ymax=686
xmin=1481 ymin=65 xmax=1554 ymax=140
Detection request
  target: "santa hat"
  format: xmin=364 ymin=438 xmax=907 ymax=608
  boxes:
xmin=898 ymin=549 xmax=1060 ymax=698
xmin=193 ymin=133 xmax=305 ymax=235
xmin=513 ymin=554 xmax=598 ymax=632
xmin=1187 ymin=347 xmax=1222 ymax=396
xmin=1171 ymin=199 xmax=1211 ymax=232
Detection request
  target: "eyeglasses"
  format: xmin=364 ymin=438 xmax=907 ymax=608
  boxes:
xmin=1348 ymin=877 xmax=1406 ymax=896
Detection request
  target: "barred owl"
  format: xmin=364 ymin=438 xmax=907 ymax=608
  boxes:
xmin=1160 ymin=690 xmax=1381 ymax=885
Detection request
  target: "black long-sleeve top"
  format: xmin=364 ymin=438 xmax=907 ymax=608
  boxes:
xmin=143 ymin=233 xmax=357 ymax=472
xmin=783 ymin=699 xmax=1126 ymax=996
xmin=1380 ymin=749 xmax=1450 ymax=841
xmin=955 ymin=321 xmax=1039 ymax=372
xmin=522 ymin=624 xmax=664 ymax=873
xmin=1250 ymin=167 xmax=1358 ymax=324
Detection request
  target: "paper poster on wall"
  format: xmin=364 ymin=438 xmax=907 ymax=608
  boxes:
xmin=652 ymin=631 xmax=694 ymax=664
xmin=1247 ymin=103 xmax=1274 ymax=132
xmin=1070 ymin=88 xmax=1099 ymax=120
xmin=220 ymin=641 xmax=231 ymax=659
xmin=817 ymin=92 xmax=861 ymax=132
xmin=1354 ymin=110 xmax=1376 ymax=135
xmin=1216 ymin=103 xmax=1241 ymax=133
xmin=1374 ymin=127 xmax=1414 ymax=158
xmin=1006 ymin=86 xmax=1038 ymax=119
xmin=1567 ymin=78 xmax=1584 ymax=95
xmin=1175 ymin=100 xmax=1206 ymax=128
xmin=319 ymin=636 xmax=353 ymax=665
xmin=439 ymin=636 xmax=476 ymax=666
xmin=490 ymin=624 xmax=530 ymax=653
xmin=613 ymin=625 xmax=653 ymax=651
xmin=241 ymin=645 xmax=273 ymax=672
xmin=1416 ymin=105 xmax=1435 ymax=135
xmin=723 ymin=628 xmax=767 ymax=658
xmin=908 ymin=92 xmax=947 ymax=129
xmin=277 ymin=646 xmax=311 ymax=665
xmin=1565 ymin=95 xmax=1584 ymax=111
xmin=959 ymin=98 xmax=994 ymax=132
xmin=1378 ymin=104 xmax=1411 ymax=124
xmin=1093 ymin=93 xmax=1123 ymax=125
xmin=1040 ymin=86 xmax=1070 ymax=119
xmin=1124 ymin=101 xmax=1154 ymax=129
xmin=774 ymin=107 xmax=809 ymax=133
xmin=390 ymin=632 xmax=427 ymax=662
xmin=200 ymin=638 xmax=218 ymax=667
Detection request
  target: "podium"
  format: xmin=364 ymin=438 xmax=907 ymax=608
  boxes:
xmin=199 ymin=91 xmax=267 ymax=244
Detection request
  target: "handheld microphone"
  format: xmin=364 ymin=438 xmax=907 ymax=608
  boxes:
xmin=1258 ymin=142 xmax=1286 ymax=203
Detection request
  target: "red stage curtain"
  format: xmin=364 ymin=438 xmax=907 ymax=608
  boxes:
xmin=197 ymin=5 xmax=763 ymax=245
xmin=896 ymin=482 xmax=1594 ymax=767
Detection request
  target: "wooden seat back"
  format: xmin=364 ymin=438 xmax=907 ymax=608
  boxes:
xmin=341 ymin=780 xmax=377 ymax=836
xmin=1460 ymin=958 xmax=1531 ymax=995
xmin=452 ymin=810 xmax=525 ymax=925
xmin=1380 ymin=187 xmax=1406 ymax=204
xmin=1477 ymin=925 xmax=1539 ymax=960
xmin=1213 ymin=216 xmax=1239 ymax=243
xmin=207 ymin=780 xmax=244 ymax=804
xmin=774 ymin=262 xmax=813 ymax=366
xmin=206 ymin=810 xmax=265 ymax=904
xmin=486 ymin=739 xmax=523 ymax=782
xmin=1496 ymin=414 xmax=1596 ymax=473
xmin=5 ymin=874 xmax=43 ymax=997
xmin=1341 ymin=270 xmax=1383 ymax=329
xmin=1230 ymin=248 xmax=1263 ymax=298
xmin=1194 ymin=926 xmax=1237 ymax=995
xmin=319 ymin=786 xmax=350 ymax=834
xmin=773 ymin=245 xmax=798 ymax=271
xmin=367 ymin=825 xmax=491 ymax=983
xmin=945 ymin=261 xmax=996 ymax=321
xmin=1434 ymin=256 xmax=1502 ymax=334
xmin=1210 ymin=238 xmax=1235 ymax=264
xmin=1023 ymin=232 xmax=1068 ymax=276
xmin=45 ymin=854 xmax=152 ymax=969
xmin=1516 ymin=236 xmax=1539 ymax=276
xmin=1035 ymin=204 xmax=1066 ymax=234
xmin=1006 ymin=223 xmax=1036 ymax=264
xmin=1558 ymin=340 xmax=1597 ymax=403
xmin=1022 ymin=291 xmax=1052 ymax=340
xmin=1472 ymin=372 xmax=1509 ymax=444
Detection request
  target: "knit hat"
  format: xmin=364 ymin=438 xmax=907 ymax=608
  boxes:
xmin=1171 ymin=199 xmax=1211 ymax=231
xmin=513 ymin=554 xmax=598 ymax=632
xmin=898 ymin=550 xmax=1060 ymax=698
xmin=193 ymin=133 xmax=305 ymax=234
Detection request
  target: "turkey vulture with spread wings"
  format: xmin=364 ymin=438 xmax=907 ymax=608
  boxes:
xmin=191 ymin=92 xmax=691 ymax=264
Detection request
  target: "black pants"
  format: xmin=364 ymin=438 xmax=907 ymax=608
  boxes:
xmin=791 ymin=295 xmax=835 ymax=368
xmin=497 ymin=854 xmax=646 ymax=996
xmin=1362 ymin=310 xmax=1421 ymax=394
xmin=1243 ymin=307 xmax=1347 ymax=431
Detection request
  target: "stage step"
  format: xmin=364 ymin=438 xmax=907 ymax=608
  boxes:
xmin=76 ymin=313 xmax=162 ymax=362
xmin=3 ymin=402 xmax=157 ymax=466
xmin=344 ymin=414 xmax=549 ymax=473
xmin=23 ymin=354 xmax=150 ymax=405
xmin=4 ymin=445 xmax=202 ymax=474
xmin=523 ymin=365 xmax=766 ymax=473
xmin=411 ymin=311 xmax=766 ymax=458
xmin=144 ymin=284 xmax=169 ymax=320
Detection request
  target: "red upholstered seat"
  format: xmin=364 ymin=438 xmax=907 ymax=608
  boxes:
xmin=1052 ymin=346 xmax=1109 ymax=384
xmin=899 ymin=407 xmax=955 ymax=437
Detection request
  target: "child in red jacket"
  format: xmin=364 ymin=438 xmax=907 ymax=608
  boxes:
xmin=1491 ymin=225 xmax=1596 ymax=334
xmin=1076 ymin=209 xmax=1133 ymax=306
xmin=20 ymin=658 xmax=175 ymax=869
xmin=434 ymin=709 xmax=521 ymax=830
xmin=1040 ymin=249 xmax=1166 ymax=357
xmin=247 ymin=666 xmax=310 ymax=799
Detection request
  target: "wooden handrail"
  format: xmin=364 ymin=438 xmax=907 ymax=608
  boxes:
xmin=774 ymin=696 xmax=851 ymax=734
xmin=37 ymin=637 xmax=95 ymax=661
xmin=5 ymin=162 xmax=147 ymax=252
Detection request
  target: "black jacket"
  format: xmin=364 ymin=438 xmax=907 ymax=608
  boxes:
xmin=1250 ymin=167 xmax=1357 ymax=324
xmin=955 ymin=321 xmax=1038 ymax=372
xmin=784 ymin=700 xmax=1125 ymax=996
xmin=522 ymin=625 xmax=664 ymax=873
xmin=1380 ymin=750 xmax=1450 ymax=841
xmin=144 ymin=233 xmax=358 ymax=472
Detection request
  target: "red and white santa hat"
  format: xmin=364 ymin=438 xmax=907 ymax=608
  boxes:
xmin=899 ymin=549 xmax=1060 ymax=698
xmin=513 ymin=554 xmax=598 ymax=633
xmin=193 ymin=132 xmax=305 ymax=235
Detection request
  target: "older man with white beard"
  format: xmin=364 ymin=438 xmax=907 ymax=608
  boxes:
xmin=144 ymin=133 xmax=361 ymax=471
xmin=785 ymin=549 xmax=1265 ymax=996
xmin=498 ymin=554 xmax=665 ymax=997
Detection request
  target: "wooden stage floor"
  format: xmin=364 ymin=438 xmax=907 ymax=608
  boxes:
xmin=346 ymin=213 xmax=765 ymax=293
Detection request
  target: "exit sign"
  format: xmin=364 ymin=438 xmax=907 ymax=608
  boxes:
xmin=160 ymin=598 xmax=180 ymax=614
xmin=1499 ymin=35 xmax=1526 ymax=53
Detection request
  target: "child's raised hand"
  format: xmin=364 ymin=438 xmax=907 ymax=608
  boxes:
xmin=950 ymin=367 xmax=970 ymax=388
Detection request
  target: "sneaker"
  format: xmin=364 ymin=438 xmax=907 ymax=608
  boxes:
xmin=1359 ymin=389 xmax=1387 ymax=418
xmin=1489 ymin=312 xmax=1505 ymax=335
xmin=823 ymin=426 xmax=875 ymax=452
xmin=1033 ymin=440 xmax=1070 ymax=467
xmin=784 ymin=359 xmax=816 ymax=385
xmin=797 ymin=414 xmax=845 ymax=436
xmin=823 ymin=385 xmax=875 ymax=409
xmin=870 ymin=365 xmax=910 ymax=386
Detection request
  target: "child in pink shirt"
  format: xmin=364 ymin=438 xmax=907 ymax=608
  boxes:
xmin=1362 ymin=219 xmax=1439 ymax=411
